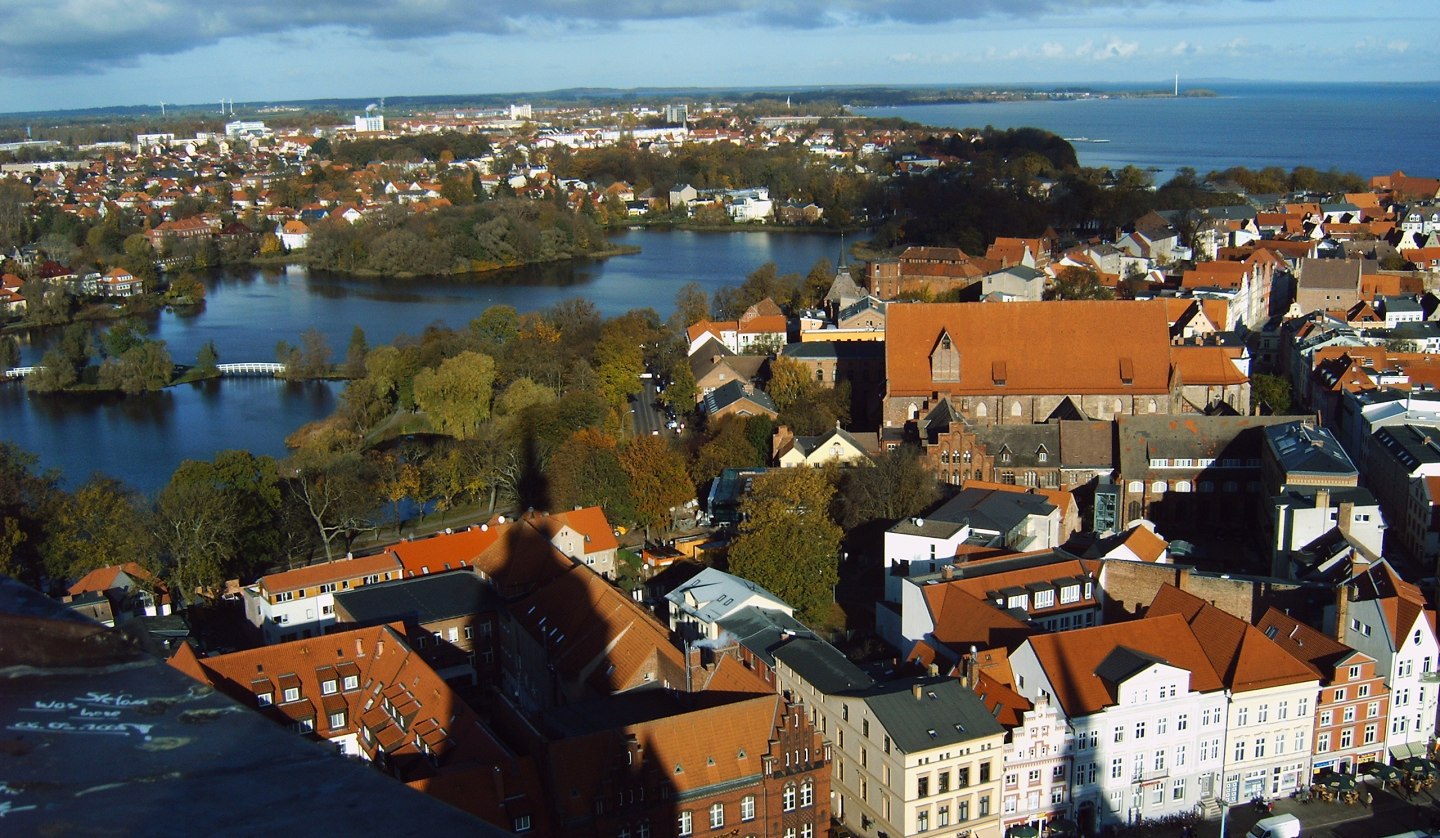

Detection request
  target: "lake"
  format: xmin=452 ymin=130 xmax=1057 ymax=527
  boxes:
xmin=0 ymin=228 xmax=843 ymax=491
xmin=858 ymin=81 xmax=1440 ymax=184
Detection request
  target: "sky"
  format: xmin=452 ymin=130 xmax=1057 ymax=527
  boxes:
xmin=0 ymin=0 xmax=1433 ymax=114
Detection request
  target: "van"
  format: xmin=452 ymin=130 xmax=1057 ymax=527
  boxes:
xmin=1246 ymin=814 xmax=1301 ymax=838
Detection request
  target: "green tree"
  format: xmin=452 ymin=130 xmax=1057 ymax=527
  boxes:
xmin=284 ymin=453 xmax=376 ymax=561
xmin=97 ymin=340 xmax=173 ymax=394
xmin=0 ymin=336 xmax=19 ymax=371
xmin=1251 ymin=373 xmax=1292 ymax=414
xmin=166 ymin=272 xmax=206 ymax=305
xmin=692 ymin=416 xmax=766 ymax=485
xmin=412 ymin=350 xmax=496 ymax=439
xmin=728 ymin=468 xmax=841 ymax=623
xmin=196 ymin=340 xmax=219 ymax=375
xmin=344 ymin=326 xmax=368 ymax=379
xmin=546 ymin=427 xmax=636 ymax=523
xmin=101 ymin=319 xmax=148 ymax=359
xmin=0 ymin=443 xmax=60 ymax=588
xmin=766 ymin=356 xmax=814 ymax=412
xmin=155 ymin=452 xmax=282 ymax=597
xmin=659 ymin=354 xmax=697 ymax=412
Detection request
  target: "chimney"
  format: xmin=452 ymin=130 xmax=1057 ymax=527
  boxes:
xmin=912 ymin=683 xmax=923 ymax=701
xmin=941 ymin=564 xmax=955 ymax=581
xmin=1334 ymin=583 xmax=1353 ymax=639
xmin=1315 ymin=488 xmax=1331 ymax=517
xmin=1337 ymin=501 xmax=1354 ymax=537
xmin=772 ymin=425 xmax=794 ymax=459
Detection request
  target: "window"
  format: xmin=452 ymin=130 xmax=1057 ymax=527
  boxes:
xmin=957 ymin=800 xmax=970 ymax=821
xmin=1349 ymin=665 xmax=1362 ymax=680
xmin=343 ymin=675 xmax=359 ymax=691
xmin=1343 ymin=706 xmax=1356 ymax=723
xmin=978 ymin=796 xmax=989 ymax=817
xmin=1175 ymin=745 xmax=1186 ymax=767
xmin=1053 ymin=764 xmax=1066 ymax=780
xmin=709 ymin=803 xmax=723 ymax=829
xmin=1172 ymin=779 xmax=1186 ymax=801
xmin=980 ymin=763 xmax=990 ymax=783
xmin=1253 ymin=738 xmax=1265 ymax=759
xmin=1340 ymin=728 xmax=1353 ymax=748
xmin=678 ymin=811 xmax=692 ymax=836
xmin=1317 ymin=733 xmax=1330 ymax=753
xmin=1278 ymin=701 xmax=1287 ymax=720
xmin=1154 ymin=750 xmax=1166 ymax=771
xmin=800 ymin=780 xmax=813 ymax=807
xmin=1111 ymin=758 xmax=1123 ymax=779
xmin=1177 ymin=713 xmax=1188 ymax=731
xmin=1320 ymin=710 xmax=1333 ymax=727
xmin=1034 ymin=589 xmax=1055 ymax=608
xmin=1135 ymin=721 xmax=1145 ymax=739
xmin=1237 ymin=707 xmax=1248 ymax=726
xmin=1258 ymin=704 xmax=1268 ymax=723
xmin=1368 ymin=702 xmax=1380 ymax=719
xmin=938 ymin=805 xmax=950 ymax=827
xmin=297 ymin=718 xmax=314 ymax=733
xmin=1333 ymin=688 xmax=1346 ymax=702
xmin=447 ymin=626 xmax=459 ymax=642
xmin=917 ymin=810 xmax=929 ymax=832
xmin=1299 ymin=698 xmax=1309 ymax=716
xmin=1234 ymin=740 xmax=1246 ymax=762
xmin=513 ymin=816 xmax=532 ymax=834
xmin=1157 ymin=717 xmax=1167 ymax=735
xmin=329 ymin=710 xmax=346 ymax=729
xmin=1364 ymin=724 xmax=1378 ymax=745
xmin=1061 ymin=585 xmax=1080 ymax=604
xmin=783 ymin=785 xmax=797 ymax=812
xmin=938 ymin=771 xmax=950 ymax=794
xmin=257 ymin=692 xmax=272 ymax=706
xmin=1114 ymin=726 xmax=1124 ymax=743
xmin=740 ymin=796 xmax=755 ymax=822
xmin=283 ymin=687 xmax=300 ymax=703
xmin=1358 ymin=683 xmax=1370 ymax=698
xmin=862 ymin=719 xmax=869 ymax=737
xmin=1027 ymin=769 xmax=1040 ymax=784
xmin=321 ymin=679 xmax=337 ymax=695
xmin=801 ymin=825 xmax=813 ymax=838
xmin=918 ymin=776 xmax=930 ymax=798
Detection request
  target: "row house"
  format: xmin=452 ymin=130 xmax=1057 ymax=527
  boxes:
xmin=1147 ymin=586 xmax=1321 ymax=803
xmin=1257 ymin=607 xmax=1391 ymax=777
xmin=972 ymin=676 xmax=1071 ymax=836
xmin=1333 ymin=561 xmax=1440 ymax=759
xmin=244 ymin=551 xmax=405 ymax=643
xmin=916 ymin=411 xmax=1113 ymax=492
xmin=545 ymin=694 xmax=830 ymax=838
xmin=775 ymin=639 xmax=1007 ymax=838
xmin=1009 ymin=613 xmax=1230 ymax=832
xmin=686 ymin=298 xmax=788 ymax=355
xmin=1365 ymin=424 xmax=1440 ymax=563
xmin=1178 ymin=256 xmax=1273 ymax=332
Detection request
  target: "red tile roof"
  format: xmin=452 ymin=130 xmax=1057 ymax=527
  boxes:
xmin=886 ymin=301 xmax=1174 ymax=398
xmin=1146 ymin=585 xmax=1319 ymax=692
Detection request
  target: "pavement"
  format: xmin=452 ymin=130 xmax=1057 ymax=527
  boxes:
xmin=1198 ymin=779 xmax=1439 ymax=838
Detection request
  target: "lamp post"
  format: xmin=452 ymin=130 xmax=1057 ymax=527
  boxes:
xmin=1218 ymin=799 xmax=1230 ymax=838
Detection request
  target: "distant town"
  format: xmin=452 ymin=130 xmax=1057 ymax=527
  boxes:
xmin=5 ymin=92 xmax=1440 ymax=838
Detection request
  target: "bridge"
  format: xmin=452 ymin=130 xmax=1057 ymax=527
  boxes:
xmin=4 ymin=366 xmax=39 ymax=379
xmin=215 ymin=362 xmax=288 ymax=377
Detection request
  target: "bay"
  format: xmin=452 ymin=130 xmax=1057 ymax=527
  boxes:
xmin=857 ymin=81 xmax=1440 ymax=185
xmin=0 ymin=228 xmax=842 ymax=490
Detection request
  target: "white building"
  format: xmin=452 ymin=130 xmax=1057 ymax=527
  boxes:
xmin=1010 ymin=613 xmax=1229 ymax=832
xmin=666 ymin=567 xmax=792 ymax=642
xmin=243 ymin=552 xmax=404 ymax=643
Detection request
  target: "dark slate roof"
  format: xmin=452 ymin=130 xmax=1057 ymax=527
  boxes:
xmin=1095 ymin=645 xmax=1170 ymax=685
xmin=973 ymin=423 xmax=1060 ymax=469
xmin=718 ymin=605 xmax=813 ymax=667
xmin=1299 ymin=258 xmax=1364 ymax=290
xmin=781 ymin=340 xmax=885 ymax=362
xmin=1370 ymin=424 xmax=1440 ymax=472
xmin=333 ymin=570 xmax=500 ymax=625
xmin=1263 ymin=421 xmax=1358 ymax=480
xmin=703 ymin=380 xmax=778 ymax=416
xmin=1117 ymin=414 xmax=1295 ymax=477
xmin=913 ymin=486 xmax=1056 ymax=535
xmin=861 ymin=677 xmax=1004 ymax=753
xmin=772 ymin=632 xmax=874 ymax=695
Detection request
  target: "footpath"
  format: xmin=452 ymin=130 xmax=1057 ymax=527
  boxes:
xmin=1139 ymin=780 xmax=1440 ymax=838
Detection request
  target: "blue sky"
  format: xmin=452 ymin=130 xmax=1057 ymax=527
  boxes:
xmin=0 ymin=0 xmax=1432 ymax=114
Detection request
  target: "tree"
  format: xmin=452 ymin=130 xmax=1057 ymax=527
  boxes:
xmin=97 ymin=340 xmax=173 ymax=393
xmin=1251 ymin=373 xmax=1292 ymax=414
xmin=1045 ymin=266 xmax=1115 ymax=301
xmin=166 ymin=272 xmax=206 ymax=305
xmin=0 ymin=336 xmax=19 ymax=372
xmin=727 ymin=468 xmax=841 ymax=623
xmin=344 ymin=326 xmax=368 ymax=379
xmin=412 ymin=350 xmax=496 ymax=439
xmin=495 ymin=377 xmax=556 ymax=421
xmin=659 ymin=354 xmax=697 ymax=412
xmin=766 ymin=356 xmax=813 ymax=412
xmin=619 ymin=435 xmax=691 ymax=533
xmin=837 ymin=446 xmax=940 ymax=529
xmin=0 ymin=443 xmax=60 ymax=588
xmin=692 ymin=416 xmax=766 ymax=485
xmin=285 ymin=453 xmax=376 ymax=561
xmin=42 ymin=475 xmax=156 ymax=582
xmin=671 ymin=282 xmax=710 ymax=331
xmin=196 ymin=340 xmax=219 ymax=375
xmin=546 ymin=427 xmax=636 ymax=524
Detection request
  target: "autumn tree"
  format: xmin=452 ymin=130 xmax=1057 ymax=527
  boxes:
xmin=1251 ymin=373 xmax=1292 ymax=414
xmin=284 ymin=453 xmax=376 ymax=561
xmin=0 ymin=443 xmax=59 ymax=588
xmin=619 ymin=435 xmax=691 ymax=533
xmin=196 ymin=340 xmax=219 ymax=375
xmin=727 ymin=468 xmax=841 ymax=623
xmin=546 ymin=427 xmax=636 ymax=524
xmin=412 ymin=350 xmax=496 ymax=439
xmin=42 ymin=475 xmax=156 ymax=582
xmin=1045 ymin=265 xmax=1115 ymax=301
xmin=766 ymin=356 xmax=814 ymax=412
xmin=692 ymin=416 xmax=767 ymax=485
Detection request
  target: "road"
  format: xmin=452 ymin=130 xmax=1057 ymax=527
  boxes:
xmin=629 ymin=378 xmax=667 ymax=438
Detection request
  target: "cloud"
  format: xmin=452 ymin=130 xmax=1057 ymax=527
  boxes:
xmin=0 ymin=0 xmax=1269 ymax=77
xmin=1094 ymin=38 xmax=1140 ymax=60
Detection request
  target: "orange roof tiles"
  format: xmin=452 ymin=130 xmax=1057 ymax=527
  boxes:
xmin=68 ymin=562 xmax=164 ymax=596
xmin=1145 ymin=585 xmax=1319 ymax=692
xmin=1172 ymin=345 xmax=1248 ymax=386
xmin=974 ymin=670 xmax=1031 ymax=727
xmin=260 ymin=551 xmax=403 ymax=595
xmin=1024 ymin=613 xmax=1223 ymax=716
xmin=886 ymin=300 xmax=1174 ymax=397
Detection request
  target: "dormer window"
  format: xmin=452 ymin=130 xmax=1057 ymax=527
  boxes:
xmin=931 ymin=330 xmax=960 ymax=382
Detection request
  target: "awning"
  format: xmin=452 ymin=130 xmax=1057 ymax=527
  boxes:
xmin=1391 ymin=741 xmax=1429 ymax=760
